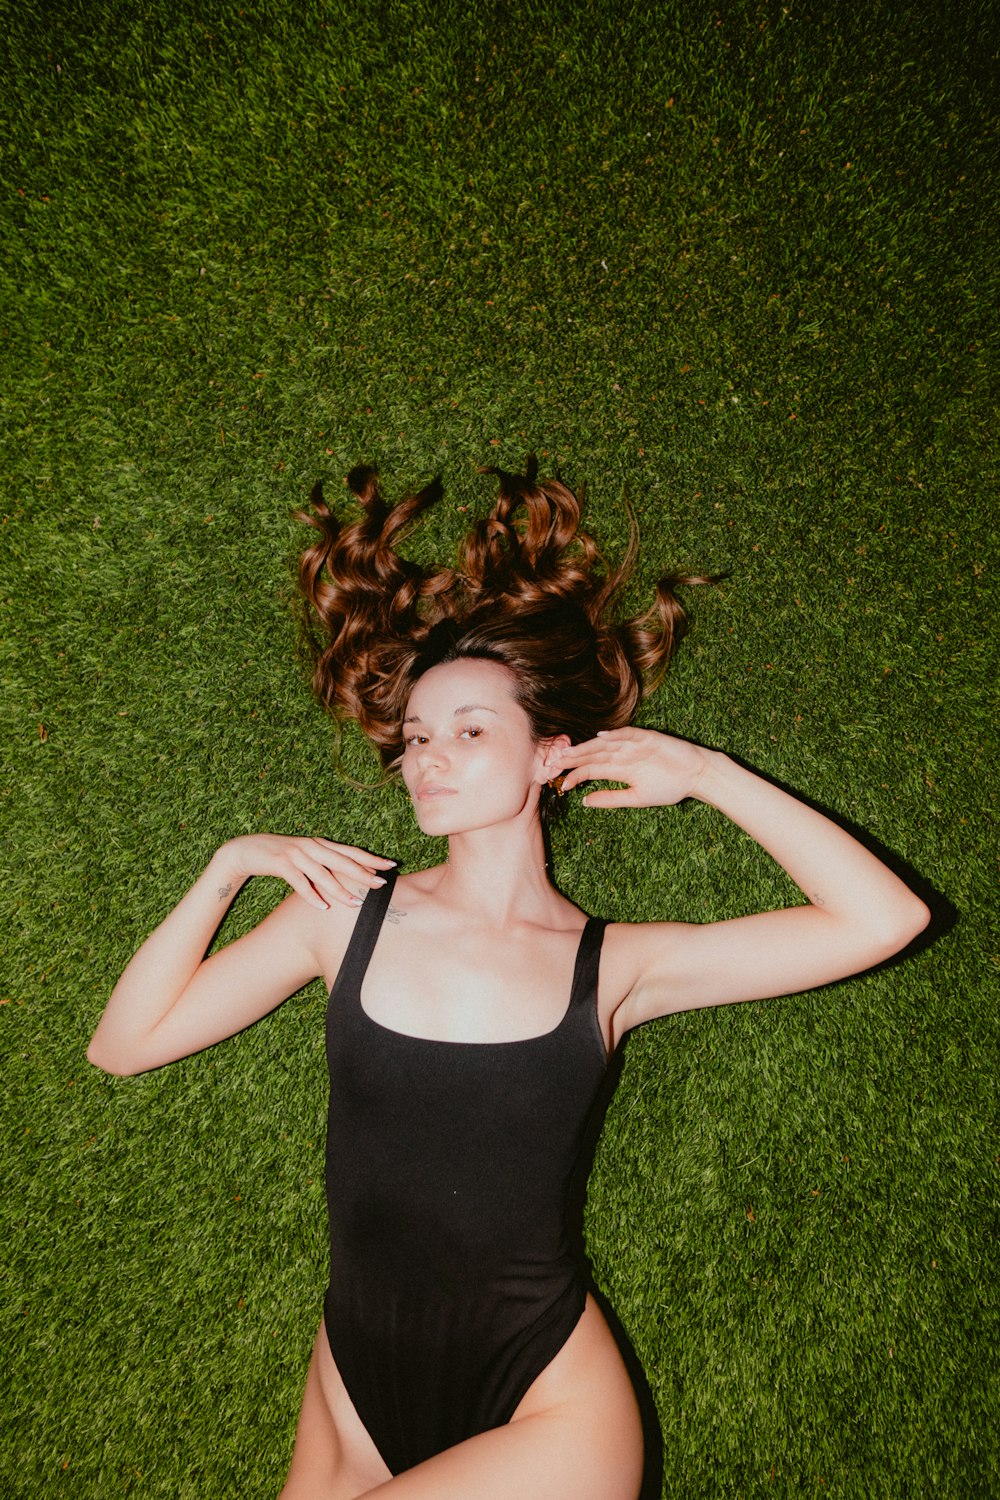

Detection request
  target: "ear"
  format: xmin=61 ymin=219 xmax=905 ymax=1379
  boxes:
xmin=536 ymin=733 xmax=572 ymax=783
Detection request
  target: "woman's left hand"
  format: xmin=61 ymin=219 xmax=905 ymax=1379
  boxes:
xmin=552 ymin=728 xmax=713 ymax=808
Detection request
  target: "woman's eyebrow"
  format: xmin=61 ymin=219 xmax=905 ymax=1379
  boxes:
xmin=402 ymin=705 xmax=500 ymax=726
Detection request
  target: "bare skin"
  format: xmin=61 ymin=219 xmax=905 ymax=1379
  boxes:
xmin=87 ymin=658 xmax=930 ymax=1498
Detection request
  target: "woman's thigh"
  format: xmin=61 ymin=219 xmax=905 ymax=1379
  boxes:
xmin=279 ymin=1321 xmax=391 ymax=1500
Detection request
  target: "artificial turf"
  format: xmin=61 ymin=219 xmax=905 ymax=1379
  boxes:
xmin=1 ymin=1 xmax=997 ymax=1495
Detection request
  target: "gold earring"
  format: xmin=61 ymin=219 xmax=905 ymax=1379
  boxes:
xmin=546 ymin=774 xmax=567 ymax=795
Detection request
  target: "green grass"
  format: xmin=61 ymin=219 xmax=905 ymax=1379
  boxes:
xmin=2 ymin=0 xmax=997 ymax=1494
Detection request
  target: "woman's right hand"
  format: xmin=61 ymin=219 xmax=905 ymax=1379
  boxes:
xmin=215 ymin=835 xmax=396 ymax=911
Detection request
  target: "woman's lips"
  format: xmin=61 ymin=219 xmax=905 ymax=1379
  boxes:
xmin=416 ymin=783 xmax=456 ymax=800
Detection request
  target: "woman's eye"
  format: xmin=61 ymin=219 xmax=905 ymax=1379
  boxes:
xmin=460 ymin=727 xmax=483 ymax=739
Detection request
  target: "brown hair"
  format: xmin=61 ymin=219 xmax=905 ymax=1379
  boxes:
xmin=297 ymin=458 xmax=706 ymax=816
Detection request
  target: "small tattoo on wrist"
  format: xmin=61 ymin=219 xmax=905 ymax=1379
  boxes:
xmin=218 ymin=883 xmax=233 ymax=901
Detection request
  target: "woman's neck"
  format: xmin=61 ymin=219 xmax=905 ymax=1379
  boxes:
xmin=436 ymin=817 xmax=556 ymax=927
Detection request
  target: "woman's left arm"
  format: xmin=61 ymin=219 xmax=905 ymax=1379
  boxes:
xmin=552 ymin=730 xmax=931 ymax=1030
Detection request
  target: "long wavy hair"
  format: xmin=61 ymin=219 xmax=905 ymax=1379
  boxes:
xmin=297 ymin=458 xmax=706 ymax=822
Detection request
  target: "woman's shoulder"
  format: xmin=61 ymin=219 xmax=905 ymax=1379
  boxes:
xmin=392 ymin=864 xmax=447 ymax=898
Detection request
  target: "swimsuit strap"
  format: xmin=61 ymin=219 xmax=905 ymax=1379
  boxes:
xmin=334 ymin=866 xmax=399 ymax=997
xmin=564 ymin=917 xmax=608 ymax=1059
xmin=568 ymin=917 xmax=607 ymax=1006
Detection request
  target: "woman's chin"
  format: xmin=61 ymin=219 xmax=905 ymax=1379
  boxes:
xmin=410 ymin=798 xmax=462 ymax=835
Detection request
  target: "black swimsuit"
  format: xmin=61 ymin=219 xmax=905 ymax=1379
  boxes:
xmin=323 ymin=870 xmax=609 ymax=1476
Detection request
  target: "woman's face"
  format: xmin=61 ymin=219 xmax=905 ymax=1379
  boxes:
xmin=400 ymin=657 xmax=551 ymax=836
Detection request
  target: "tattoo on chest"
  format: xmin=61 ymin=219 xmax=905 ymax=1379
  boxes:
xmin=386 ymin=904 xmax=407 ymax=924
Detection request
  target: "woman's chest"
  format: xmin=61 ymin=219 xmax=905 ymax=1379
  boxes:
xmin=367 ymin=925 xmax=584 ymax=1044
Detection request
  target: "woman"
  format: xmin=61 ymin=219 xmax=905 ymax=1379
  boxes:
xmin=88 ymin=461 xmax=930 ymax=1499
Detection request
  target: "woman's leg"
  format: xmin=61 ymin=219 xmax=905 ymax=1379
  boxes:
xmin=279 ymin=1323 xmax=391 ymax=1500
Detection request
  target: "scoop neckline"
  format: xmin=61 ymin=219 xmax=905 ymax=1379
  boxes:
xmin=356 ymin=917 xmax=598 ymax=1049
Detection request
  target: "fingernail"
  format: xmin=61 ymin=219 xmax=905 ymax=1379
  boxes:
xmin=371 ymin=876 xmax=386 ymax=887
xmin=349 ymin=895 xmax=363 ymax=906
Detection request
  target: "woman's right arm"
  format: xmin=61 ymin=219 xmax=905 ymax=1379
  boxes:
xmin=86 ymin=836 xmax=395 ymax=1076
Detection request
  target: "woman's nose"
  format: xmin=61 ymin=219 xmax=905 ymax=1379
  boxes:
xmin=417 ymin=739 xmax=447 ymax=769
